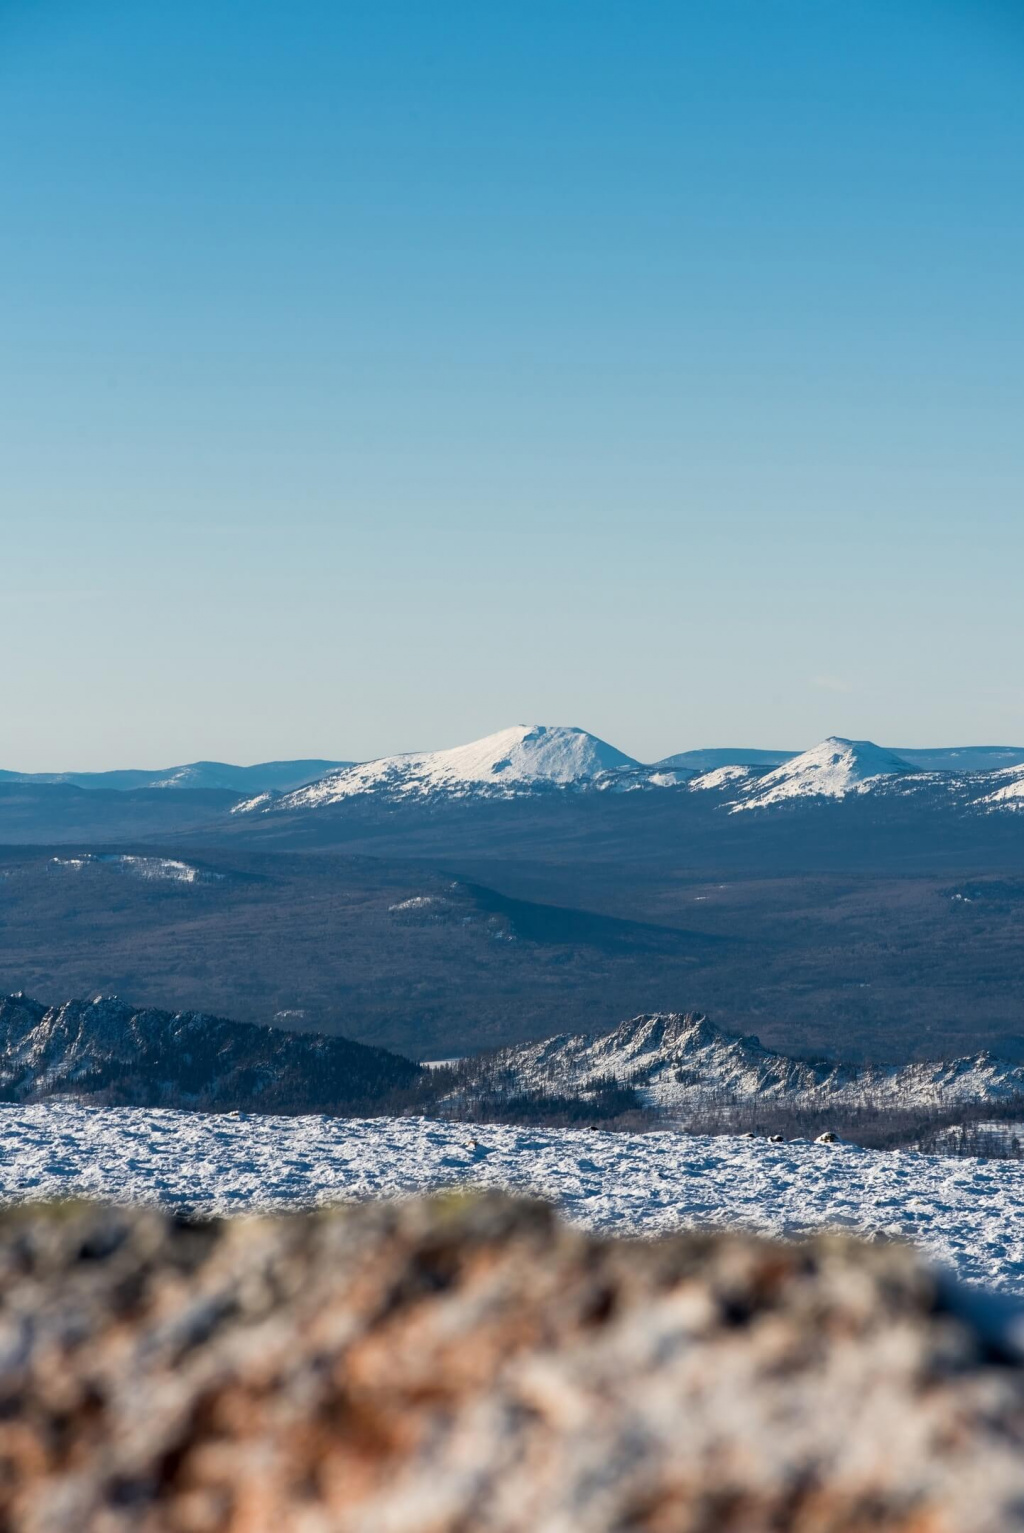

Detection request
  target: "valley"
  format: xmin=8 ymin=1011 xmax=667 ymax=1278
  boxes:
xmin=1 ymin=727 xmax=1022 ymax=1067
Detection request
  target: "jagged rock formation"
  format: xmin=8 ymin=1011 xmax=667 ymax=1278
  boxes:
xmin=1 ymin=1194 xmax=1024 ymax=1531
xmin=0 ymin=993 xmax=420 ymax=1113
xmin=452 ymin=1011 xmax=1024 ymax=1115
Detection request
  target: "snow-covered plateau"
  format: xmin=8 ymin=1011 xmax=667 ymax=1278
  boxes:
xmin=4 ymin=1102 xmax=1024 ymax=1293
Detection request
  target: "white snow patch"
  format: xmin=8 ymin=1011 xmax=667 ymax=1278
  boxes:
xmin=231 ymin=791 xmax=275 ymax=814
xmin=639 ymin=769 xmax=693 ymax=788
xmin=689 ymin=765 xmax=754 ymax=791
xmin=102 ymin=855 xmax=218 ymax=883
xmin=979 ymin=766 xmax=1024 ymax=810
xmin=47 ymin=855 xmax=220 ymax=884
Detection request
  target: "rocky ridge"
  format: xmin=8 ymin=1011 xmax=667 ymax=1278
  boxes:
xmin=0 ymin=994 xmax=420 ymax=1113
xmin=452 ymin=1010 xmax=1024 ymax=1116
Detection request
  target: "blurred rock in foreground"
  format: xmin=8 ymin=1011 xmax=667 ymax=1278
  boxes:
xmin=2 ymin=1196 xmax=1024 ymax=1532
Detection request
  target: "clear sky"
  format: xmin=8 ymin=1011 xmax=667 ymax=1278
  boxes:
xmin=3 ymin=0 xmax=1023 ymax=769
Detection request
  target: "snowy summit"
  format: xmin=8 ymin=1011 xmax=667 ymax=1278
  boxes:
xmin=730 ymin=737 xmax=917 ymax=810
xmin=237 ymin=725 xmax=648 ymax=810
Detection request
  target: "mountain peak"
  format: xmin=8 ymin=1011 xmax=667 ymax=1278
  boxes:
xmin=731 ymin=737 xmax=917 ymax=810
xmin=240 ymin=725 xmax=643 ymax=811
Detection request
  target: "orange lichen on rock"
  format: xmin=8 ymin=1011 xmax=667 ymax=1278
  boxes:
xmin=0 ymin=1194 xmax=1022 ymax=1531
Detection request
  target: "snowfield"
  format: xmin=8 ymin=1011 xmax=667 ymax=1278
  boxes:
xmin=3 ymin=1103 xmax=1024 ymax=1293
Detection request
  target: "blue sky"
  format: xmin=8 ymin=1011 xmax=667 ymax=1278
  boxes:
xmin=3 ymin=0 xmax=1023 ymax=768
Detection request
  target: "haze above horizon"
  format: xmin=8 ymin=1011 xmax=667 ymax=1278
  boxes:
xmin=4 ymin=1 xmax=1023 ymax=770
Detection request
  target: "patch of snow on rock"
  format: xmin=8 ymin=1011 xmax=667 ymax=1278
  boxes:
xmin=689 ymin=765 xmax=754 ymax=791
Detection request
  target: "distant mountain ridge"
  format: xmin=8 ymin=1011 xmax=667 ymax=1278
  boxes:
xmin=0 ymin=994 xmax=419 ymax=1113
xmin=0 ymin=760 xmax=349 ymax=793
xmin=656 ymin=748 xmax=796 ymax=771
xmin=7 ymin=736 xmax=1024 ymax=845
xmin=9 ymin=740 xmax=1024 ymax=809
xmin=658 ymin=746 xmax=1024 ymax=774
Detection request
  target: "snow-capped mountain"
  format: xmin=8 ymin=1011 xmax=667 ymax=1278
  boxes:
xmin=452 ymin=1011 xmax=1024 ymax=1116
xmin=235 ymin=725 xmax=677 ymax=812
xmin=728 ymin=737 xmax=918 ymax=810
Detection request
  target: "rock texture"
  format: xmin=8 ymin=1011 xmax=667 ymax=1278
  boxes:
xmin=2 ymin=1195 xmax=1024 ymax=1531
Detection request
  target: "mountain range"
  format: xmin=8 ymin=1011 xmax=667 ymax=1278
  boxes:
xmin=228 ymin=727 xmax=1024 ymax=817
xmin=8 ymin=734 xmax=1024 ymax=811
xmin=0 ymin=760 xmax=348 ymax=793
xmin=451 ymin=1011 xmax=1024 ymax=1116
xmin=6 ymin=991 xmax=1024 ymax=1129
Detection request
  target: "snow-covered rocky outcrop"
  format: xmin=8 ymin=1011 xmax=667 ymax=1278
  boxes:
xmin=0 ymin=994 xmax=419 ymax=1113
xmin=454 ymin=1011 xmax=1024 ymax=1116
xmin=234 ymin=725 xmax=689 ymax=811
xmin=727 ymin=737 xmax=919 ymax=810
xmin=979 ymin=765 xmax=1024 ymax=811
xmin=688 ymin=764 xmax=755 ymax=791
